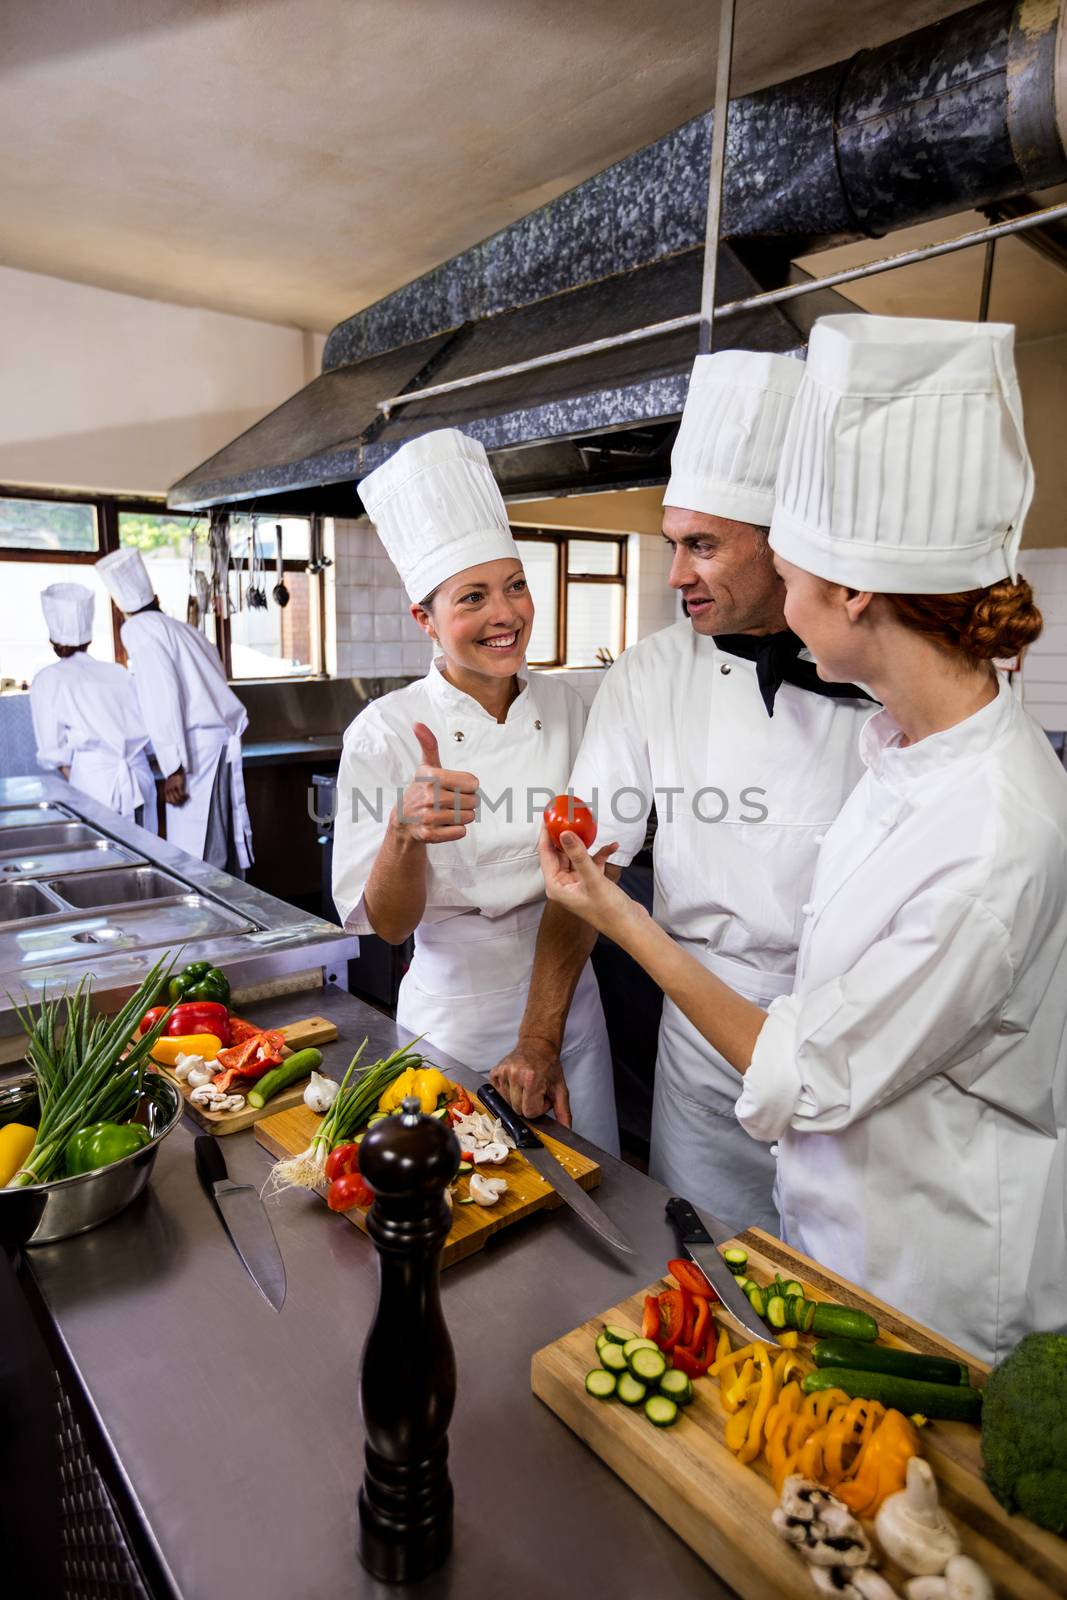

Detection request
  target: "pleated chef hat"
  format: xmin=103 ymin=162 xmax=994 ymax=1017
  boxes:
xmin=359 ymin=429 xmax=519 ymax=602
xmin=41 ymin=582 xmax=94 ymax=646
xmin=770 ymin=314 xmax=1034 ymax=593
xmin=95 ymin=548 xmax=155 ymax=612
xmin=663 ymin=350 xmax=805 ymax=526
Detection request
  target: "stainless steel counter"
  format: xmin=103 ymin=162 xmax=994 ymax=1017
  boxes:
xmin=0 ymin=775 xmax=358 ymax=1031
xmin=22 ymin=985 xmax=728 ymax=1600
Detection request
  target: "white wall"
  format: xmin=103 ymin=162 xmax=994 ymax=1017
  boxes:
xmin=0 ymin=265 xmax=324 ymax=496
xmin=1021 ymin=550 xmax=1067 ymax=734
xmin=328 ymin=518 xmax=433 ymax=679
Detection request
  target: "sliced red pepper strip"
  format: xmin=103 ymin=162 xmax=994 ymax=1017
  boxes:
xmin=656 ymin=1287 xmax=689 ymax=1353
xmin=642 ymin=1295 xmax=661 ymax=1342
xmin=681 ymin=1287 xmax=698 ymax=1348
xmin=671 ymin=1344 xmax=713 ymax=1378
xmin=684 ymin=1294 xmax=712 ymax=1359
xmin=668 ymin=1257 xmax=719 ymax=1300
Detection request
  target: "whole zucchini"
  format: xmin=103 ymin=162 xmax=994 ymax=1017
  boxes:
xmin=813 ymin=1338 xmax=970 ymax=1388
xmin=246 ymin=1048 xmax=323 ymax=1110
xmin=802 ymin=1367 xmax=983 ymax=1422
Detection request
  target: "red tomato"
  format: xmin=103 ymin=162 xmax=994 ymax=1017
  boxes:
xmin=326 ymin=1172 xmax=373 ymax=1212
xmin=324 ymin=1142 xmax=360 ymax=1183
xmin=542 ymin=794 xmax=597 ymax=850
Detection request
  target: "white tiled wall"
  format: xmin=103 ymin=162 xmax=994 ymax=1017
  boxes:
xmin=627 ymin=531 xmax=681 ymax=643
xmin=1021 ymin=548 xmax=1067 ymax=734
xmin=328 ymin=517 xmax=433 ymax=679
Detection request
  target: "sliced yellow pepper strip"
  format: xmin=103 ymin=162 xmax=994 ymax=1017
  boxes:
xmin=738 ymin=1346 xmax=776 ymax=1464
xmin=725 ymin=1398 xmax=756 ymax=1453
xmin=714 ymin=1326 xmax=732 ymax=1367
xmin=722 ymin=1357 xmax=757 ymax=1412
xmin=709 ymin=1340 xmax=761 ymax=1378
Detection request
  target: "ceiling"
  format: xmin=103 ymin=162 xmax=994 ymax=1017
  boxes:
xmin=1 ymin=0 xmax=964 ymax=333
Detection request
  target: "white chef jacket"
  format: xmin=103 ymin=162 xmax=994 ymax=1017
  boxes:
xmin=737 ymin=676 xmax=1067 ymax=1363
xmin=333 ymin=660 xmax=618 ymax=1152
xmin=30 ymin=653 xmax=157 ymax=827
xmin=120 ymin=611 xmax=252 ymax=868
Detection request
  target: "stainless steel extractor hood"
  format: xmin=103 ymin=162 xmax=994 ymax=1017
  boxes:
xmin=168 ymin=0 xmax=1067 ymax=514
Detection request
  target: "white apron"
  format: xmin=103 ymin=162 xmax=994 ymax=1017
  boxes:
xmin=650 ymin=950 xmax=792 ymax=1234
xmin=166 ymin=728 xmax=253 ymax=871
xmin=69 ymin=747 xmax=158 ymax=834
xmin=398 ymin=901 xmax=619 ymax=1155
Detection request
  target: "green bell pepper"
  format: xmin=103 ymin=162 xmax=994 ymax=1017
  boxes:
xmin=167 ymin=963 xmax=230 ymax=1006
xmin=66 ymin=1122 xmax=150 ymax=1177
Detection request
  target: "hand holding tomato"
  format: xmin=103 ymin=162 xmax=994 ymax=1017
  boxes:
xmin=543 ymin=793 xmax=597 ymax=850
xmin=538 ymin=820 xmax=645 ymax=944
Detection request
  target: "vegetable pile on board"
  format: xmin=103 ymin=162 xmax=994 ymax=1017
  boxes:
xmin=6 ymin=957 xmax=177 ymax=1187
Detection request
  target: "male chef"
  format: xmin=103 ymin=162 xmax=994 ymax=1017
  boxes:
xmin=96 ymin=548 xmax=253 ymax=872
xmin=491 ymin=349 xmax=874 ymax=1232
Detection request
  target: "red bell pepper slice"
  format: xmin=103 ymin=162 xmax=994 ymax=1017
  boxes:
xmin=642 ymin=1295 xmax=660 ymax=1342
xmin=671 ymin=1343 xmax=713 ymax=1379
xmin=167 ymin=1001 xmax=231 ymax=1047
xmin=655 ymin=1287 xmax=691 ymax=1353
xmin=668 ymin=1257 xmax=719 ymax=1300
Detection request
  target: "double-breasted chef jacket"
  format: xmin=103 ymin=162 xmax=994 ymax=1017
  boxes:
xmin=738 ymin=676 xmax=1067 ymax=1363
xmin=30 ymin=652 xmax=158 ymax=830
xmin=333 ymin=659 xmax=618 ymax=1154
xmin=568 ymin=619 xmax=872 ymax=1230
xmin=120 ymin=611 xmax=253 ymax=870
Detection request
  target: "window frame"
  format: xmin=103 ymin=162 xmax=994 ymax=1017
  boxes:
xmin=0 ymin=486 xmax=326 ymax=682
xmin=511 ymin=528 xmax=628 ymax=668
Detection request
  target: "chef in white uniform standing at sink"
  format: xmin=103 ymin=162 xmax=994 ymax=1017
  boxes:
xmin=30 ymin=582 xmax=158 ymax=831
xmin=95 ymin=548 xmax=253 ymax=872
xmin=332 ymin=428 xmax=618 ymax=1152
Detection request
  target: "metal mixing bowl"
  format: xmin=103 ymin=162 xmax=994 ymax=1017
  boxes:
xmin=0 ymin=1070 xmax=183 ymax=1247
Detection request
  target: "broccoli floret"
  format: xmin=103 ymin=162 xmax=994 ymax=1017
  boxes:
xmin=981 ymin=1331 xmax=1067 ymax=1535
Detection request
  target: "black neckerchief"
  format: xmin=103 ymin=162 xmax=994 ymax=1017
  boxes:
xmin=714 ymin=630 xmax=878 ymax=718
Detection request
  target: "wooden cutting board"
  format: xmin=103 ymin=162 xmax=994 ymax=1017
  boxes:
xmin=255 ymin=1098 xmax=601 ymax=1267
xmin=532 ymin=1232 xmax=1067 ymax=1600
xmin=157 ymin=1016 xmax=339 ymax=1135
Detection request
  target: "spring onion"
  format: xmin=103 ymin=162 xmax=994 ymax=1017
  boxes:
xmin=8 ymin=955 xmax=178 ymax=1187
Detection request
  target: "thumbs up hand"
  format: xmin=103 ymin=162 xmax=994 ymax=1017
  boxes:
xmin=395 ymin=722 xmax=480 ymax=843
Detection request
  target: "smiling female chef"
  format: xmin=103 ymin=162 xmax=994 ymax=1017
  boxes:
xmin=332 ymin=428 xmax=618 ymax=1153
xmin=538 ymin=314 xmax=1067 ymax=1362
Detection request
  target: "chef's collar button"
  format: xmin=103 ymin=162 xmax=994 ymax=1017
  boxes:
xmin=801 ymin=902 xmax=814 ymax=916
xmin=770 ymin=1144 xmax=780 ymax=1158
xmin=534 ymin=719 xmax=542 ymax=730
xmin=453 ymin=731 xmax=465 ymax=742
xmin=720 ymin=663 xmax=731 ymax=675
xmin=814 ymin=832 xmax=826 ymax=845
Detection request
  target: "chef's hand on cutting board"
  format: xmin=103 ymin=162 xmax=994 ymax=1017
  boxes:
xmin=395 ymin=723 xmax=479 ymax=844
xmin=490 ymin=1038 xmax=572 ymax=1127
xmin=539 ymin=825 xmax=640 ymax=943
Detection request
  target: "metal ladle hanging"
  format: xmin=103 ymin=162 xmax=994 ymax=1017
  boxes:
xmin=246 ymin=516 xmax=267 ymax=609
xmin=272 ymin=523 xmax=290 ymax=607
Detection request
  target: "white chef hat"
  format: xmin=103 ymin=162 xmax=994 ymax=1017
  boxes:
xmin=770 ymin=314 xmax=1034 ymax=593
xmin=95 ymin=548 xmax=156 ymax=613
xmin=359 ymin=429 xmax=519 ymax=602
xmin=663 ymin=350 xmax=805 ymax=526
xmin=41 ymin=582 xmax=94 ymax=646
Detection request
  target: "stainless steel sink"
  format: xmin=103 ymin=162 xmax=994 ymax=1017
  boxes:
xmin=0 ymin=822 xmax=103 ymax=851
xmin=0 ymin=896 xmax=258 ymax=974
xmin=0 ymin=881 xmax=66 ymax=925
xmin=0 ymin=840 xmax=145 ymax=879
xmin=45 ymin=867 xmax=189 ymax=910
xmin=0 ymin=805 xmax=75 ymax=829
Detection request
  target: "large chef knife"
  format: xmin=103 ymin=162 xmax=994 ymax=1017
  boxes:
xmin=665 ymin=1195 xmax=778 ymax=1346
xmin=195 ymin=1135 xmax=286 ymax=1311
xmin=477 ymin=1082 xmax=635 ymax=1255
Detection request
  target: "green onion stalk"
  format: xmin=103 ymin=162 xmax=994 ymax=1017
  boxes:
xmin=265 ymin=1036 xmax=430 ymax=1194
xmin=8 ymin=955 xmax=178 ymax=1187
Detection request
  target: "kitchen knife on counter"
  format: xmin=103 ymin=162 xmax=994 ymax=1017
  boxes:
xmin=665 ymin=1195 xmax=778 ymax=1347
xmin=477 ymin=1082 xmax=635 ymax=1256
xmin=195 ymin=1135 xmax=286 ymax=1312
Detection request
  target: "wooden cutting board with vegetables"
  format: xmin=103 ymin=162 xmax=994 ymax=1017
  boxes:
xmin=531 ymin=1233 xmax=1067 ymax=1600
xmin=256 ymin=1093 xmax=601 ymax=1268
xmin=153 ymin=1021 xmax=339 ymax=1135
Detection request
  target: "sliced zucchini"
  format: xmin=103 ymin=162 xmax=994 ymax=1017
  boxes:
xmin=601 ymin=1324 xmax=634 ymax=1346
xmin=783 ymin=1295 xmax=805 ymax=1330
xmin=644 ymin=1394 xmax=679 ymax=1428
xmin=784 ymin=1280 xmax=806 ymax=1301
xmin=366 ymin=1112 xmax=388 ymax=1126
xmin=585 ymin=1368 xmax=617 ymax=1400
xmin=430 ymin=1107 xmax=448 ymax=1120
xmin=746 ymin=1286 xmax=766 ymax=1318
xmin=621 ymin=1337 xmax=659 ymax=1361
xmin=658 ymin=1369 xmax=694 ymax=1405
xmin=723 ymin=1247 xmax=748 ymax=1274
xmin=600 ymin=1342 xmax=628 ymax=1373
xmin=766 ymin=1294 xmax=788 ymax=1330
xmin=629 ymin=1346 xmax=668 ymax=1384
xmin=457 ymin=1160 xmax=473 ymax=1173
xmin=616 ymin=1372 xmax=648 ymax=1407
xmin=595 ymin=1332 xmax=611 ymax=1356
xmin=803 ymin=1299 xmax=817 ymax=1332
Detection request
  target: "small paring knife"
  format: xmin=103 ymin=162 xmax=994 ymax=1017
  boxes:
xmin=195 ymin=1135 xmax=286 ymax=1312
xmin=477 ymin=1082 xmax=636 ymax=1256
xmin=666 ymin=1195 xmax=778 ymax=1346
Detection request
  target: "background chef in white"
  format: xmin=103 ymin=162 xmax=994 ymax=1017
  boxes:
xmin=95 ymin=548 xmax=253 ymax=872
xmin=492 ymin=351 xmax=873 ymax=1233
xmin=540 ymin=313 xmax=1067 ymax=1364
xmin=332 ymin=429 xmax=618 ymax=1152
xmin=30 ymin=582 xmax=158 ymax=831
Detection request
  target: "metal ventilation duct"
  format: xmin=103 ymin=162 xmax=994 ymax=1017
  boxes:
xmin=169 ymin=0 xmax=1067 ymax=514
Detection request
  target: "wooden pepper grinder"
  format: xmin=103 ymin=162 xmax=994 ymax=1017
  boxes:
xmin=357 ymin=1092 xmax=460 ymax=1583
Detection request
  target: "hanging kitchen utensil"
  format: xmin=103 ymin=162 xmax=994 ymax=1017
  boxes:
xmin=208 ymin=510 xmax=231 ymax=616
xmin=272 ymin=523 xmax=290 ymax=607
xmin=186 ymin=517 xmax=201 ymax=627
xmin=247 ymin=516 xmax=267 ymax=609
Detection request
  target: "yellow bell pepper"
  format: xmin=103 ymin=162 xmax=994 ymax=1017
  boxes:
xmin=409 ymin=1068 xmax=447 ymax=1114
xmin=738 ymin=1346 xmax=776 ymax=1464
xmin=414 ymin=1066 xmax=450 ymax=1102
xmin=378 ymin=1067 xmax=417 ymax=1114
xmin=151 ymin=1033 xmax=222 ymax=1066
xmin=723 ymin=1357 xmax=757 ymax=1412
xmin=0 ymin=1122 xmax=36 ymax=1186
xmin=725 ymin=1398 xmax=756 ymax=1452
xmin=835 ymin=1408 xmax=920 ymax=1517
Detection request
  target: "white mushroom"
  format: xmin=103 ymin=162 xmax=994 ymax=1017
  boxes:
xmin=217 ymin=1094 xmax=246 ymax=1113
xmin=471 ymin=1140 xmax=510 ymax=1165
xmin=190 ymin=1082 xmax=226 ymax=1107
xmin=186 ymin=1064 xmax=217 ymax=1089
xmin=468 ymin=1172 xmax=508 ymax=1206
xmin=173 ymin=1052 xmax=205 ymax=1083
xmin=773 ymin=1479 xmax=871 ymax=1569
xmin=904 ymin=1557 xmax=993 ymax=1600
xmin=811 ymin=1568 xmax=899 ymax=1600
xmin=874 ymin=1458 xmax=961 ymax=1576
